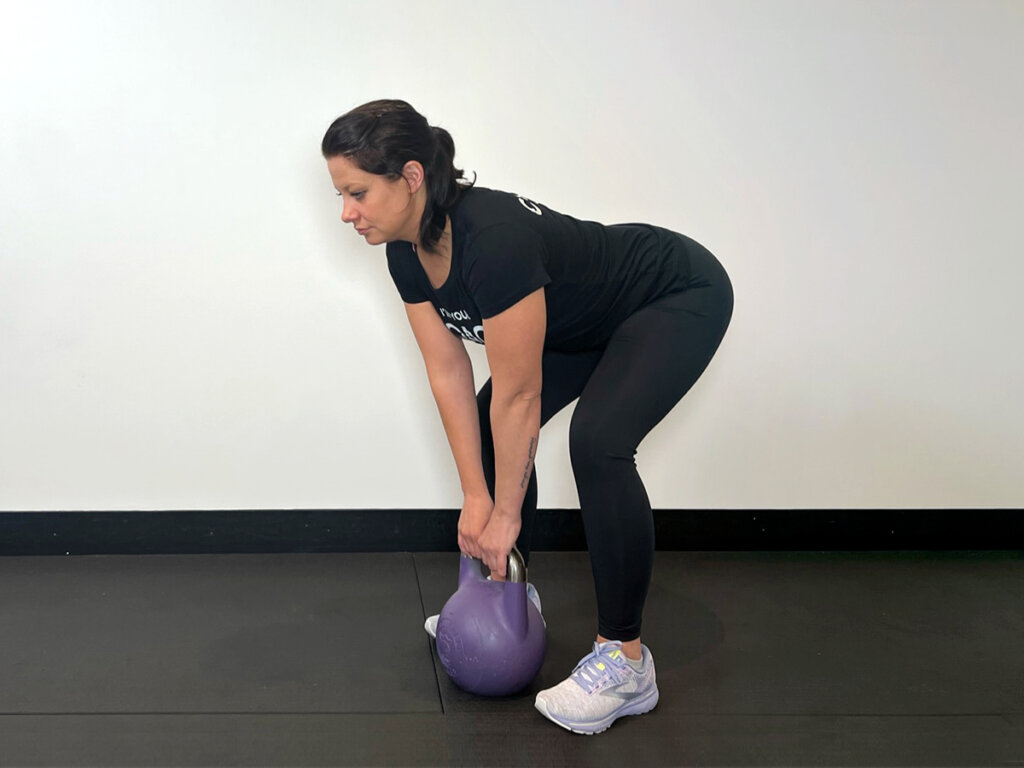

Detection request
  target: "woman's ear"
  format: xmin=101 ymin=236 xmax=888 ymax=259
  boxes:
xmin=402 ymin=160 xmax=426 ymax=194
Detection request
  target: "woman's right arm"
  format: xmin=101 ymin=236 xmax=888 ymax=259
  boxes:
xmin=403 ymin=301 xmax=493 ymax=554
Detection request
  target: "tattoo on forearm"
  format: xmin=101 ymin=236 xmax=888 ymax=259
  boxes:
xmin=520 ymin=437 xmax=537 ymax=489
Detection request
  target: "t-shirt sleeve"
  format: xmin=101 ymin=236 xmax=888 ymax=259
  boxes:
xmin=385 ymin=242 xmax=430 ymax=304
xmin=463 ymin=223 xmax=552 ymax=318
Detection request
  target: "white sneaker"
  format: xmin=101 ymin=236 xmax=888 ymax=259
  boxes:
xmin=424 ymin=582 xmax=544 ymax=639
xmin=534 ymin=640 xmax=658 ymax=734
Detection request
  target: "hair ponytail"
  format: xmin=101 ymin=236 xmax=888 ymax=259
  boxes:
xmin=422 ymin=125 xmax=467 ymax=250
xmin=321 ymin=100 xmax=474 ymax=252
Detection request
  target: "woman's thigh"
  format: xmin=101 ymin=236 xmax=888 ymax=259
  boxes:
xmin=477 ymin=346 xmax=606 ymax=430
xmin=570 ymin=268 xmax=734 ymax=459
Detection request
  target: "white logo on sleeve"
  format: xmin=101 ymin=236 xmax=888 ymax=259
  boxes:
xmin=517 ymin=196 xmax=542 ymax=216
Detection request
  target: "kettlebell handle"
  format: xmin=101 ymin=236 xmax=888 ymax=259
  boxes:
xmin=504 ymin=546 xmax=527 ymax=583
xmin=461 ymin=547 xmax=528 ymax=583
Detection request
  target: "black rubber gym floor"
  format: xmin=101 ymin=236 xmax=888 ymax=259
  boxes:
xmin=0 ymin=551 xmax=1020 ymax=766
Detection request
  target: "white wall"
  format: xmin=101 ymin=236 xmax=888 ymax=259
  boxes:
xmin=1 ymin=0 xmax=1021 ymax=511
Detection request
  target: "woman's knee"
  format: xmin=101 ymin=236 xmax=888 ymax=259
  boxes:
xmin=568 ymin=408 xmax=635 ymax=474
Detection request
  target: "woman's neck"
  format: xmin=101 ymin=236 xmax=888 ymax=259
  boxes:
xmin=414 ymin=218 xmax=452 ymax=260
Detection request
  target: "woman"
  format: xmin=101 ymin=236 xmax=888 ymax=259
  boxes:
xmin=321 ymin=99 xmax=733 ymax=734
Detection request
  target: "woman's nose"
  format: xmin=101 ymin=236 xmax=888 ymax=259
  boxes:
xmin=341 ymin=201 xmax=357 ymax=223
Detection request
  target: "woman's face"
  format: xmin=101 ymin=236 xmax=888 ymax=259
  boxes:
xmin=326 ymin=155 xmax=422 ymax=246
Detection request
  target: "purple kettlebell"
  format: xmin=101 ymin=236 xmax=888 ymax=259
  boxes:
xmin=436 ymin=547 xmax=546 ymax=696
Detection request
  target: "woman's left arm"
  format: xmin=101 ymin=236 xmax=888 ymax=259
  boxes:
xmin=478 ymin=287 xmax=546 ymax=578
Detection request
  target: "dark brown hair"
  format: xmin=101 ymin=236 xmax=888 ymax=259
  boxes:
xmin=321 ymin=99 xmax=474 ymax=251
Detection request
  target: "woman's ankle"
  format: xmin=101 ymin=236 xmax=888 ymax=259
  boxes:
xmin=597 ymin=634 xmax=642 ymax=661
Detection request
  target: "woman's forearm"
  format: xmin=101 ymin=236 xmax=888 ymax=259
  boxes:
xmin=426 ymin=353 xmax=490 ymax=500
xmin=489 ymin=392 xmax=541 ymax=520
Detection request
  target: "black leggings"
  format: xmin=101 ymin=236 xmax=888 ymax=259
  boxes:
xmin=476 ymin=234 xmax=734 ymax=641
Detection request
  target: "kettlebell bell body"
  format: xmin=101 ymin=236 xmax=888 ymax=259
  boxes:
xmin=435 ymin=548 xmax=546 ymax=696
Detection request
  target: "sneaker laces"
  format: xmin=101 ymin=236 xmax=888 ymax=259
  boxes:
xmin=570 ymin=641 xmax=628 ymax=694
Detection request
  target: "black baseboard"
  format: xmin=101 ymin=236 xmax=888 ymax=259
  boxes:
xmin=0 ymin=509 xmax=1021 ymax=556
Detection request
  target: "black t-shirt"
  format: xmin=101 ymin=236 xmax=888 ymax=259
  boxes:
xmin=386 ymin=186 xmax=698 ymax=352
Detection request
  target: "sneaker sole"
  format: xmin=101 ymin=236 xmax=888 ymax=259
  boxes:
xmin=534 ymin=686 xmax=659 ymax=735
